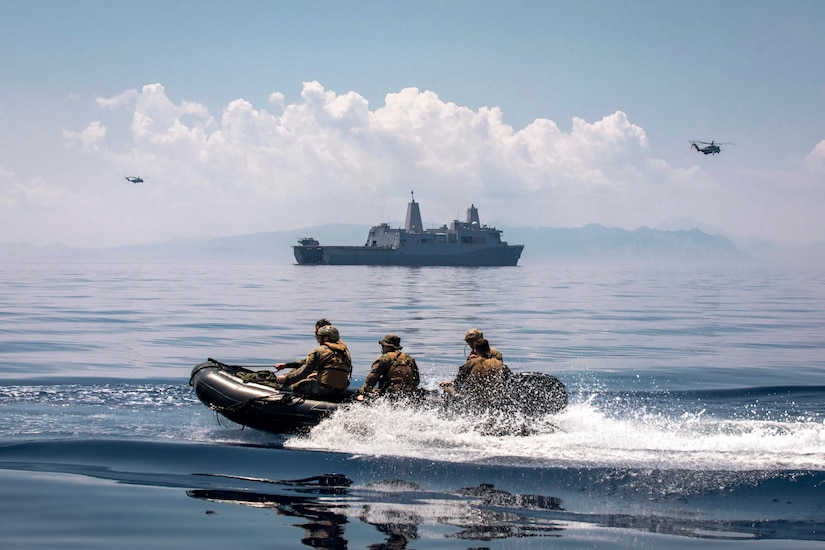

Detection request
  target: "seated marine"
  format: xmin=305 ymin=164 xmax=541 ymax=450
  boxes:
xmin=276 ymin=324 xmax=352 ymax=398
xmin=357 ymin=334 xmax=420 ymax=400
xmin=464 ymin=328 xmax=503 ymax=361
xmin=441 ymin=338 xmax=511 ymax=409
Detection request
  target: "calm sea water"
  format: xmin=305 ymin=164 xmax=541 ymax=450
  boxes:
xmin=1 ymin=262 xmax=824 ymax=548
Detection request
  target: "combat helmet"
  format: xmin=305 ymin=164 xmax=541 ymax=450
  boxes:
xmin=464 ymin=328 xmax=483 ymax=342
xmin=317 ymin=324 xmax=340 ymax=342
xmin=314 ymin=318 xmax=332 ymax=334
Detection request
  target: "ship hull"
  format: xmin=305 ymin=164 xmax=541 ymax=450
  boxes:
xmin=294 ymin=244 xmax=524 ymax=266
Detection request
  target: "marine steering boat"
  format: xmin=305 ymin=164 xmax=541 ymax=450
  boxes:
xmin=293 ymin=193 xmax=524 ymax=266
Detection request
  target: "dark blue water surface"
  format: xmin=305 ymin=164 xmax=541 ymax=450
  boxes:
xmin=1 ymin=263 xmax=824 ymax=548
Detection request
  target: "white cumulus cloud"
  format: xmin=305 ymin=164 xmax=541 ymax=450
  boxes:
xmin=62 ymin=121 xmax=107 ymax=152
xmin=803 ymin=140 xmax=825 ymax=174
xmin=46 ymin=82 xmax=726 ymax=241
xmin=4 ymin=81 xmax=822 ymax=247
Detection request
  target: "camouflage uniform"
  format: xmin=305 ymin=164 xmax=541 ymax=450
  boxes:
xmin=468 ymin=345 xmax=502 ymax=361
xmin=360 ymin=334 xmax=420 ymax=396
xmin=361 ymin=351 xmax=420 ymax=396
xmin=464 ymin=328 xmax=503 ymax=361
xmin=282 ymin=327 xmax=352 ymax=397
xmin=454 ymin=356 xmax=510 ymax=401
xmin=453 ymin=337 xmax=511 ymax=407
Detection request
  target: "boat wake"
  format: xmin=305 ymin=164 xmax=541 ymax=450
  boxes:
xmin=289 ymin=392 xmax=825 ymax=471
xmin=3 ymin=379 xmax=823 ymax=471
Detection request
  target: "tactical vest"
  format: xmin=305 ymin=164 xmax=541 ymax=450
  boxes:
xmin=467 ymin=357 xmax=509 ymax=400
xmin=468 ymin=346 xmax=502 ymax=361
xmin=316 ymin=342 xmax=352 ymax=390
xmin=384 ymin=351 xmax=417 ymax=392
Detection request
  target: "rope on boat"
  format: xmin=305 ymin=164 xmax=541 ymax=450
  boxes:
xmin=214 ymin=410 xmax=246 ymax=430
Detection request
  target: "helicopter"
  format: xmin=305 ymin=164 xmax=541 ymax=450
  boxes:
xmin=124 ymin=176 xmax=144 ymax=184
xmin=690 ymin=140 xmax=733 ymax=155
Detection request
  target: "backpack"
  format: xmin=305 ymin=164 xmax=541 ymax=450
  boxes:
xmin=385 ymin=351 xmax=418 ymax=392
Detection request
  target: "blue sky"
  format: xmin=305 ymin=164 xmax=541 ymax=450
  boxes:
xmin=2 ymin=0 xmax=824 ymax=247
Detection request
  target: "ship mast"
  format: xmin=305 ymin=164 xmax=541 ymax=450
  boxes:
xmin=405 ymin=190 xmax=423 ymax=232
xmin=466 ymin=203 xmax=480 ymax=225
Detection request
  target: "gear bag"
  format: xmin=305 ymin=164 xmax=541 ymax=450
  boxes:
xmin=385 ymin=351 xmax=418 ymax=391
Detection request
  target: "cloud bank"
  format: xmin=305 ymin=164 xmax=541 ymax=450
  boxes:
xmin=2 ymin=81 xmax=823 ymax=246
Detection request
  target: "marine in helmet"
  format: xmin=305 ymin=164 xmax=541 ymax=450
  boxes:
xmin=274 ymin=318 xmax=332 ymax=371
xmin=276 ymin=324 xmax=352 ymax=398
xmin=464 ymin=328 xmax=503 ymax=361
xmin=357 ymin=334 xmax=420 ymax=401
xmin=314 ymin=318 xmax=332 ymax=333
xmin=441 ymin=338 xmax=511 ymax=408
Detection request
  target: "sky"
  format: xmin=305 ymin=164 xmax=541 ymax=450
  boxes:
xmin=1 ymin=0 xmax=824 ymax=248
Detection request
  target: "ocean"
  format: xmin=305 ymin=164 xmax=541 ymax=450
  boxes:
xmin=1 ymin=261 xmax=824 ymax=549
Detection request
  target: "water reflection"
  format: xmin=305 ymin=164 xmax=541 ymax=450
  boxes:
xmin=187 ymin=474 xmax=565 ymax=548
xmin=187 ymin=469 xmax=825 ymax=546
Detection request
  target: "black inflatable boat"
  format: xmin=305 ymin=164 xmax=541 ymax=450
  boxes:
xmin=190 ymin=359 xmax=357 ymax=434
xmin=190 ymin=358 xmax=568 ymax=435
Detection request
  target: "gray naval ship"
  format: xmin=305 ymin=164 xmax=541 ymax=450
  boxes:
xmin=293 ymin=194 xmax=524 ymax=266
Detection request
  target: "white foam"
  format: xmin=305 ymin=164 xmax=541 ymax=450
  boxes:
xmin=285 ymin=397 xmax=825 ymax=470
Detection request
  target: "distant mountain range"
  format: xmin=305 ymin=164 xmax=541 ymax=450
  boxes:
xmin=2 ymin=224 xmax=824 ymax=266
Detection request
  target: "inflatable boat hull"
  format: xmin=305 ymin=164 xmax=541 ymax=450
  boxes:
xmin=190 ymin=359 xmax=355 ymax=435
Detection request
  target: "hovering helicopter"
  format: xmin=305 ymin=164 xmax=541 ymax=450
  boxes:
xmin=124 ymin=176 xmax=144 ymax=184
xmin=690 ymin=140 xmax=733 ymax=155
